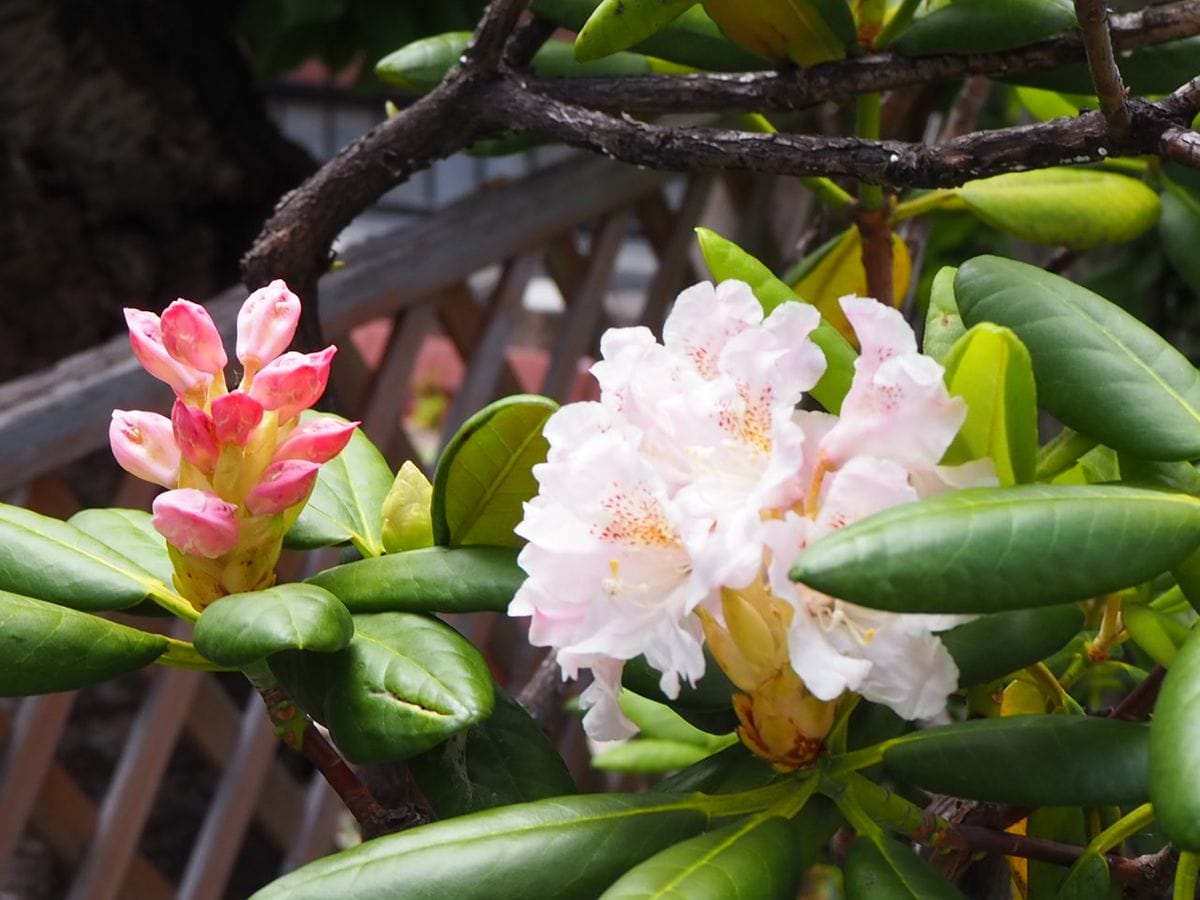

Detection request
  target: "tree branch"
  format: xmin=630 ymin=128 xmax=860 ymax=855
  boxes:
xmin=522 ymin=0 xmax=1200 ymax=114
xmin=1074 ymin=0 xmax=1132 ymax=137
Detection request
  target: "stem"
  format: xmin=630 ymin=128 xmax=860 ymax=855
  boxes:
xmin=826 ymin=736 xmax=908 ymax=777
xmin=1028 ymin=661 xmax=1086 ymax=714
xmin=1035 ymin=428 xmax=1098 ymax=481
xmin=891 ymin=189 xmax=962 ymax=221
xmin=855 ymin=93 xmax=885 ymax=209
xmin=155 ymin=636 xmax=232 ymax=671
xmin=833 ymin=771 xmax=965 ymax=849
xmin=1085 ymin=803 xmax=1154 ymax=857
xmin=146 ymin=584 xmax=200 ymax=622
xmin=801 ymin=177 xmax=856 ymax=212
xmin=1074 ymin=0 xmax=1132 ymax=137
xmin=1176 ymin=850 xmax=1200 ymax=900
xmin=1088 ymin=594 xmax=1124 ymax=662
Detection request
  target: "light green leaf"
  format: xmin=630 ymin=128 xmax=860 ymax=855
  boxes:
xmin=884 ymin=715 xmax=1148 ymax=806
xmin=249 ymin=793 xmax=708 ymax=900
xmin=432 ymin=395 xmax=557 ymax=547
xmin=790 ymin=485 xmax=1200 ymax=614
xmin=409 ymin=687 xmax=576 ymax=818
xmin=695 ymin=227 xmax=855 ymax=413
xmin=592 ymin=738 xmax=717 ymax=774
xmin=956 ymin=256 xmax=1200 ymax=461
xmin=575 ymin=0 xmax=695 ymax=61
xmin=1124 ymin=604 xmax=1190 ymax=668
xmin=956 ymin=170 xmax=1160 ymax=249
xmin=1013 ymin=86 xmax=1087 ymax=122
xmin=270 ymin=611 xmax=494 ymax=764
xmin=844 ymin=834 xmax=966 ymax=899
xmin=192 ymin=583 xmax=354 ymax=667
xmin=892 ymin=0 xmax=1075 ymax=56
xmin=1150 ymin=626 xmax=1200 ymax=850
xmin=600 ymin=816 xmax=804 ymax=899
xmin=941 ymin=605 xmax=1084 ymax=687
xmin=307 ymin=546 xmax=525 ymax=614
xmin=941 ymin=323 xmax=1038 ymax=485
xmin=286 ymin=415 xmax=393 ymax=557
xmin=922 ymin=266 xmax=964 ymax=363
xmin=381 ymin=461 xmax=435 ymax=553
xmin=0 ymin=589 xmax=167 ymax=695
xmin=1054 ymin=850 xmax=1110 ymax=900
xmin=618 ymin=690 xmax=733 ymax=748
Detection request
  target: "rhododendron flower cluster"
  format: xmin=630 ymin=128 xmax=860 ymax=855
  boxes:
xmin=509 ymin=280 xmax=994 ymax=766
xmin=111 ymin=281 xmax=356 ymax=609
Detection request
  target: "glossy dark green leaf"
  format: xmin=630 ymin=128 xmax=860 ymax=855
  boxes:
xmin=955 ymin=256 xmax=1200 ymax=461
xmin=695 ymin=227 xmax=855 ymax=413
xmin=432 ymin=395 xmax=556 ymax=548
xmin=530 ymin=0 xmax=767 ymax=71
xmin=941 ymin=605 xmax=1084 ymax=687
xmin=1054 ymin=850 xmax=1110 ymax=900
xmin=655 ymin=743 xmax=777 ymax=794
xmin=792 ymin=485 xmax=1200 ymax=614
xmin=408 ymin=687 xmax=575 ymax=818
xmin=68 ymin=508 xmax=174 ymax=586
xmin=575 ymin=0 xmax=694 ymax=61
xmin=0 ymin=589 xmax=167 ymax=695
xmin=270 ymin=611 xmax=494 ymax=763
xmin=249 ymin=793 xmax=708 ymax=900
xmin=884 ymin=715 xmax=1149 ymax=806
xmin=1009 ymin=36 xmax=1200 ymax=95
xmin=600 ymin=816 xmax=804 ymax=899
xmin=956 ymin=170 xmax=1160 ymax=249
xmin=192 ymin=583 xmax=354 ymax=667
xmin=306 ymin=546 xmax=524 ymax=613
xmin=592 ymin=738 xmax=716 ymax=774
xmin=623 ymin=652 xmax=736 ymax=711
xmin=1149 ymin=626 xmax=1200 ymax=849
xmin=0 ymin=502 xmax=176 ymax=612
xmin=844 ymin=834 xmax=965 ymax=900
xmin=1160 ymin=188 xmax=1200 ymax=298
xmin=922 ymin=266 xmax=964 ymax=363
xmin=892 ymin=0 xmax=1074 ymax=56
xmin=285 ymin=415 xmax=393 ymax=556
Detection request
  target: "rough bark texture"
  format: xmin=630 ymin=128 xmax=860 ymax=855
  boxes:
xmin=0 ymin=0 xmax=314 ymax=382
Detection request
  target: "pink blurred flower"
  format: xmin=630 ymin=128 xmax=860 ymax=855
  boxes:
xmin=151 ymin=489 xmax=239 ymax=558
xmin=272 ymin=417 xmax=359 ymax=464
xmin=237 ymin=280 xmax=301 ymax=374
xmin=160 ymin=299 xmax=227 ymax=375
xmin=249 ymin=347 xmax=337 ymax=423
xmin=110 ymin=410 xmax=180 ymax=488
xmin=123 ymin=308 xmax=209 ymax=397
xmin=171 ymin=401 xmax=220 ymax=474
xmin=211 ymin=391 xmax=265 ymax=446
xmin=245 ymin=459 xmax=321 ymax=516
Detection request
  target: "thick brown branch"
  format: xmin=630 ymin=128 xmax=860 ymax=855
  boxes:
xmin=523 ymin=0 xmax=1200 ymax=114
xmin=1074 ymin=0 xmax=1132 ymax=137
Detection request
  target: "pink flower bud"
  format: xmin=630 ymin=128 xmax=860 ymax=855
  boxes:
xmin=245 ymin=459 xmax=321 ymax=516
xmin=124 ymin=308 xmax=209 ymax=397
xmin=160 ymin=299 xmax=228 ymax=375
xmin=237 ymin=280 xmax=301 ymax=372
xmin=211 ymin=391 xmax=265 ymax=446
xmin=152 ymin=488 xmax=239 ymax=558
xmin=249 ymin=346 xmax=336 ymax=423
xmin=171 ymin=400 xmax=220 ymax=473
xmin=273 ymin=418 xmax=359 ymax=464
xmin=110 ymin=410 xmax=180 ymax=488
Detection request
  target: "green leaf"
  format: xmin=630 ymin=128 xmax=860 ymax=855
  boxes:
xmin=1054 ymin=850 xmax=1110 ymax=900
xmin=575 ymin=0 xmax=695 ymax=61
xmin=955 ymin=256 xmax=1200 ymax=461
xmin=432 ymin=395 xmax=557 ymax=547
xmin=844 ymin=834 xmax=966 ymax=900
xmin=695 ymin=227 xmax=855 ymax=413
xmin=1150 ymin=626 xmax=1200 ymax=850
xmin=592 ymin=738 xmax=716 ymax=774
xmin=0 ymin=502 xmax=177 ymax=612
xmin=941 ymin=324 xmax=1038 ymax=484
xmin=270 ymin=611 xmax=494 ymax=763
xmin=0 ymin=589 xmax=167 ymax=695
xmin=1160 ymin=188 xmax=1200 ymax=298
xmin=655 ymin=743 xmax=776 ymax=794
xmin=884 ymin=715 xmax=1149 ymax=806
xmin=381 ymin=461 xmax=435 ymax=553
xmin=922 ymin=266 xmax=965 ymax=364
xmin=955 ymin=170 xmax=1160 ymax=249
xmin=618 ymin=690 xmax=732 ymax=746
xmin=790 ymin=485 xmax=1200 ymax=615
xmin=408 ymin=687 xmax=575 ymax=818
xmin=891 ymin=0 xmax=1075 ymax=56
xmin=941 ymin=605 xmax=1084 ymax=687
xmin=307 ymin=546 xmax=525 ymax=614
xmin=1013 ymin=86 xmax=1087 ymax=122
xmin=1008 ymin=35 xmax=1200 ymax=95
xmin=623 ymin=652 xmax=736 ymax=711
xmin=286 ymin=415 xmax=394 ymax=557
xmin=68 ymin=508 xmax=174 ymax=586
xmin=249 ymin=793 xmax=709 ymax=900
xmin=1124 ymin=604 xmax=1190 ymax=668
xmin=599 ymin=815 xmax=804 ymax=899
xmin=192 ymin=583 xmax=354 ymax=667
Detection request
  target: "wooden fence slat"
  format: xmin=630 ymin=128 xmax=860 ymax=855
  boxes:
xmin=360 ymin=303 xmax=438 ymax=464
xmin=66 ymin=665 xmax=203 ymax=900
xmin=177 ymin=696 xmax=279 ymax=900
xmin=436 ymin=282 xmax=525 ymax=418
xmin=638 ymin=175 xmax=717 ymax=330
xmin=279 ymin=777 xmax=341 ymax=875
xmin=0 ymin=692 xmax=76 ymax=873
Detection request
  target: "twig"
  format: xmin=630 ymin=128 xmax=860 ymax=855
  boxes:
xmin=516 ymin=649 xmax=569 ymax=731
xmin=857 ymin=206 xmax=894 ymax=306
xmin=1074 ymin=0 xmax=1132 ymax=137
xmin=939 ymin=77 xmax=991 ymax=143
xmin=1109 ymin=664 xmax=1166 ymax=722
xmin=505 ymin=14 xmax=557 ymax=69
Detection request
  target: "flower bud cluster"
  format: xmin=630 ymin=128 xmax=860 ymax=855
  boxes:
xmin=111 ymin=281 xmax=357 ymax=609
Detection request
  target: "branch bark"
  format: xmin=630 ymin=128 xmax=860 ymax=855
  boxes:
xmin=1074 ymin=0 xmax=1132 ymax=137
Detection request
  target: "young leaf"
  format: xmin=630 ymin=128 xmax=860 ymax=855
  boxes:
xmin=249 ymin=793 xmax=708 ymax=900
xmin=844 ymin=834 xmax=966 ymax=900
xmin=922 ymin=266 xmax=965 ymax=364
xmin=790 ymin=485 xmax=1200 ymax=615
xmin=431 ymin=395 xmax=557 ymax=547
xmin=192 ymin=583 xmax=354 ymax=667
xmin=592 ymin=739 xmax=716 ymax=774
xmin=286 ymin=415 xmax=394 ymax=557
xmin=955 ymin=170 xmax=1160 ymax=249
xmin=408 ymin=687 xmax=575 ymax=819
xmin=307 ymin=546 xmax=525 ymax=614
xmin=600 ymin=816 xmax=804 ymax=899
xmin=0 ymin=589 xmax=167 ymax=695
xmin=270 ymin=611 xmax=494 ymax=764
xmin=955 ymin=257 xmax=1200 ymax=461
xmin=381 ymin=461 xmax=435 ymax=553
xmin=940 ymin=323 xmax=1038 ymax=485
xmin=1150 ymin=626 xmax=1200 ymax=850
xmin=891 ymin=0 xmax=1075 ymax=55
xmin=941 ymin=605 xmax=1084 ymax=687
xmin=618 ymin=690 xmax=732 ymax=746
xmin=575 ymin=0 xmax=695 ymax=61
xmin=884 ymin=715 xmax=1149 ymax=806
xmin=1123 ymin=604 xmax=1190 ymax=668
xmin=695 ymin=227 xmax=856 ymax=413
